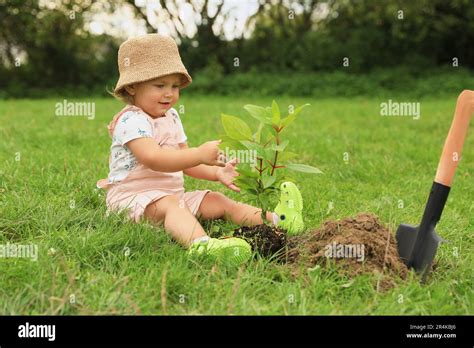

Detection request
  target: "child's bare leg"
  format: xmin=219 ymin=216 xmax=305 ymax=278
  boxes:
xmin=144 ymin=194 xmax=207 ymax=248
xmin=197 ymin=192 xmax=275 ymax=226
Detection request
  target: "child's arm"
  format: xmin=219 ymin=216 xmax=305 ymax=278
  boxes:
xmin=127 ymin=138 xmax=225 ymax=172
xmin=179 ymin=143 xmax=218 ymax=180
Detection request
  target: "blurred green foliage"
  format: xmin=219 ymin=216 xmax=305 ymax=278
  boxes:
xmin=1 ymin=0 xmax=473 ymax=98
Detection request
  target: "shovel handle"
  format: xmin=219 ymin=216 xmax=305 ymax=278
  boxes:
xmin=435 ymin=90 xmax=474 ymax=187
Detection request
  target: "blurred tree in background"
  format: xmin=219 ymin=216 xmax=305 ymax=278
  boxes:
xmin=322 ymin=0 xmax=474 ymax=71
xmin=0 ymin=0 xmax=473 ymax=98
xmin=0 ymin=0 xmax=118 ymax=96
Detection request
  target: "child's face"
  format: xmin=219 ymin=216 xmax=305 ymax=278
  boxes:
xmin=125 ymin=73 xmax=182 ymax=117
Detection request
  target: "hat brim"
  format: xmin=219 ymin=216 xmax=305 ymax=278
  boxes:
xmin=114 ymin=70 xmax=192 ymax=94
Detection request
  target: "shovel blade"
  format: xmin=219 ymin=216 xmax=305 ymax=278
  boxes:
xmin=412 ymin=229 xmax=441 ymax=278
xmin=396 ymin=223 xmax=441 ymax=276
xmin=396 ymin=224 xmax=418 ymax=264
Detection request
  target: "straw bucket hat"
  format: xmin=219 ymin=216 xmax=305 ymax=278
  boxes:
xmin=114 ymin=34 xmax=192 ymax=94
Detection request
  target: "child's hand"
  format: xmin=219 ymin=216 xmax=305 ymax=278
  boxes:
xmin=198 ymin=140 xmax=226 ymax=167
xmin=216 ymin=158 xmax=240 ymax=192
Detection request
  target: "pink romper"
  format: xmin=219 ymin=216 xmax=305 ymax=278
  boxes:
xmin=96 ymin=105 xmax=210 ymax=222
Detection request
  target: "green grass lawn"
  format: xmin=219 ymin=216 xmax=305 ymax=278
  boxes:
xmin=0 ymin=95 xmax=472 ymax=315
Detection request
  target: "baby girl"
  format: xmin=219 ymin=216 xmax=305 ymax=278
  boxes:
xmin=97 ymin=34 xmax=304 ymax=266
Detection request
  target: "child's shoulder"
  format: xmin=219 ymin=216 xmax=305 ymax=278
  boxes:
xmin=167 ymin=107 xmax=183 ymax=121
xmin=112 ymin=106 xmax=153 ymax=134
xmin=121 ymin=105 xmax=148 ymax=117
xmin=117 ymin=105 xmax=151 ymax=123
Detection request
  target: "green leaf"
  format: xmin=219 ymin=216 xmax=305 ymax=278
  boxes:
xmin=278 ymin=151 xmax=298 ymax=162
xmin=253 ymin=122 xmax=264 ymax=142
xmin=262 ymin=148 xmax=275 ymax=162
xmin=280 ymin=114 xmax=296 ymax=129
xmin=261 ymin=123 xmax=277 ymax=142
xmin=262 ymin=175 xmax=276 ymax=189
xmin=265 ymin=107 xmax=272 ymax=118
xmin=219 ymin=135 xmax=247 ymax=152
xmin=234 ymin=173 xmax=259 ymax=189
xmin=286 ymin=163 xmax=323 ymax=174
xmin=281 ymin=103 xmax=310 ymax=129
xmin=235 ymin=178 xmax=257 ymax=191
xmin=257 ymin=193 xmax=272 ymax=211
xmin=221 ymin=114 xmax=253 ymax=140
xmin=243 ymin=188 xmax=258 ymax=196
xmin=239 ymin=140 xmax=260 ymax=151
xmin=271 ymin=100 xmax=281 ymax=125
xmin=236 ymin=164 xmax=259 ymax=178
xmin=234 ymin=169 xmax=259 ymax=181
xmin=270 ymin=140 xmax=289 ymax=152
xmin=291 ymin=103 xmax=310 ymax=117
xmin=244 ymin=105 xmax=272 ymax=124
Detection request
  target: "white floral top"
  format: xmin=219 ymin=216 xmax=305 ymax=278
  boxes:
xmin=107 ymin=107 xmax=187 ymax=184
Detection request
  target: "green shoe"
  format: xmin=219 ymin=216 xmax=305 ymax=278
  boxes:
xmin=273 ymin=181 xmax=304 ymax=235
xmin=188 ymin=237 xmax=252 ymax=266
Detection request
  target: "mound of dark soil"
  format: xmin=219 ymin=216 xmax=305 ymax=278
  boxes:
xmin=233 ymin=224 xmax=286 ymax=258
xmin=285 ymin=213 xmax=409 ymax=289
xmin=234 ymin=213 xmax=409 ymax=289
